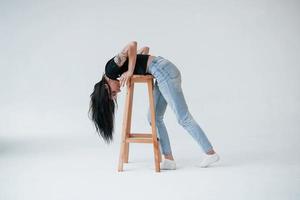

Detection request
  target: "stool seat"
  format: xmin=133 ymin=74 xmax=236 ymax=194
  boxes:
xmin=129 ymin=74 xmax=154 ymax=81
xmin=118 ymin=74 xmax=162 ymax=172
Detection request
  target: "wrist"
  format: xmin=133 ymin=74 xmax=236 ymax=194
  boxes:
xmin=128 ymin=69 xmax=134 ymax=74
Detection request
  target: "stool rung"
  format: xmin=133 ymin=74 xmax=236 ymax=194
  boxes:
xmin=126 ymin=137 xmax=153 ymax=143
xmin=129 ymin=133 xmax=153 ymax=138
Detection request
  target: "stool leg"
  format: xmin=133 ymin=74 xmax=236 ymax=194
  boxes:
xmin=118 ymin=81 xmax=134 ymax=171
xmin=147 ymin=79 xmax=160 ymax=172
xmin=123 ymin=142 xmax=129 ymax=163
xmin=124 ymin=82 xmax=134 ymax=163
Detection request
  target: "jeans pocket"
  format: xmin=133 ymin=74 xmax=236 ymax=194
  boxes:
xmin=161 ymin=61 xmax=181 ymax=79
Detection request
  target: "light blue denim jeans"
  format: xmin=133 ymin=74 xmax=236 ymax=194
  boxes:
xmin=146 ymin=56 xmax=214 ymax=156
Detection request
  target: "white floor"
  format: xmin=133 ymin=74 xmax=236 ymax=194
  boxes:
xmin=1 ymin=134 xmax=299 ymax=200
xmin=1 ymin=0 xmax=300 ymax=199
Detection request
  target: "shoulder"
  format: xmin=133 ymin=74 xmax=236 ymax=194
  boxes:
xmin=113 ymin=51 xmax=127 ymax=67
xmin=105 ymin=57 xmax=118 ymax=72
xmin=105 ymin=57 xmax=121 ymax=80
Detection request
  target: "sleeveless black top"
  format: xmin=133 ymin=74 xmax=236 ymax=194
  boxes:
xmin=105 ymin=54 xmax=151 ymax=80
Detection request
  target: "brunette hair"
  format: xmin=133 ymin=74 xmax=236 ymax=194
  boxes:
xmin=88 ymin=73 xmax=118 ymax=143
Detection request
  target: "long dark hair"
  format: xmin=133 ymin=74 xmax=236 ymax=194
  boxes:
xmin=88 ymin=73 xmax=118 ymax=144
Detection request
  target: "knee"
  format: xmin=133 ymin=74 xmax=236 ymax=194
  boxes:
xmin=178 ymin=112 xmax=194 ymax=127
xmin=147 ymin=112 xmax=164 ymax=126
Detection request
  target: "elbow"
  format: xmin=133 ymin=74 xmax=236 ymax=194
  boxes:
xmin=129 ymin=41 xmax=137 ymax=47
xmin=128 ymin=41 xmax=137 ymax=53
xmin=142 ymin=47 xmax=150 ymax=54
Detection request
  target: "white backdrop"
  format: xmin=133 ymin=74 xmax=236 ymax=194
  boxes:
xmin=1 ymin=0 xmax=299 ymax=199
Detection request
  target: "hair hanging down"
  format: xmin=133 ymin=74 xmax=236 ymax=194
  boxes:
xmin=88 ymin=73 xmax=118 ymax=144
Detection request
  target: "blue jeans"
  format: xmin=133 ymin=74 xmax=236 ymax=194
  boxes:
xmin=146 ymin=56 xmax=214 ymax=155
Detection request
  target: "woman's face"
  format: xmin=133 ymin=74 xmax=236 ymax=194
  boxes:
xmin=105 ymin=76 xmax=121 ymax=99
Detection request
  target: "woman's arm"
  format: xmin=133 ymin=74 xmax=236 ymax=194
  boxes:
xmin=114 ymin=41 xmax=137 ymax=74
xmin=116 ymin=41 xmax=138 ymax=87
xmin=127 ymin=41 xmax=137 ymax=74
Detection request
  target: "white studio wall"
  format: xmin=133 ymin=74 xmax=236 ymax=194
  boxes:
xmin=0 ymin=1 xmax=299 ymax=199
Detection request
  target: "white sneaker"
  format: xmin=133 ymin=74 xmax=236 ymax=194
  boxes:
xmin=198 ymin=153 xmax=220 ymax=168
xmin=160 ymin=159 xmax=176 ymax=170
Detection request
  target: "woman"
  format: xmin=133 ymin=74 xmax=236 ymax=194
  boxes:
xmin=89 ymin=41 xmax=220 ymax=170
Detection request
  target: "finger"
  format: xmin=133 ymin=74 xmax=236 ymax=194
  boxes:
xmin=121 ymin=76 xmax=125 ymax=86
xmin=123 ymin=77 xmax=127 ymax=87
xmin=125 ymin=76 xmax=129 ymax=85
xmin=123 ymin=78 xmax=127 ymax=87
xmin=122 ymin=78 xmax=125 ymax=87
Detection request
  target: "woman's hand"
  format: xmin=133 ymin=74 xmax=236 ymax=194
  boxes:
xmin=119 ymin=70 xmax=133 ymax=87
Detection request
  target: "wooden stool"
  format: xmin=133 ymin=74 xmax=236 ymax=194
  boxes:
xmin=118 ymin=74 xmax=162 ymax=172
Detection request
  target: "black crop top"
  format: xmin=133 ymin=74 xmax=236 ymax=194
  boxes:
xmin=105 ymin=54 xmax=151 ymax=80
